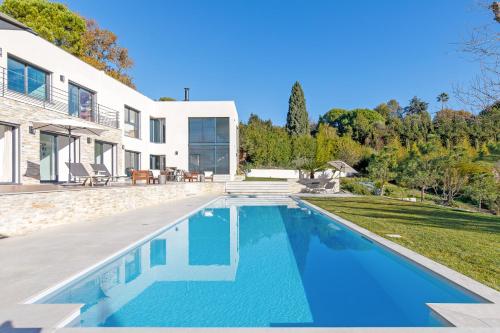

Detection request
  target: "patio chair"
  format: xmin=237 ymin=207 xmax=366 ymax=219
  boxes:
xmin=183 ymin=171 xmax=199 ymax=182
xmin=89 ymin=163 xmax=116 ymax=185
xmin=149 ymin=170 xmax=160 ymax=184
xmin=132 ymin=170 xmax=151 ymax=185
xmin=203 ymin=171 xmax=214 ymax=182
xmin=311 ymin=180 xmax=338 ymax=194
xmin=65 ymin=162 xmax=99 ymax=186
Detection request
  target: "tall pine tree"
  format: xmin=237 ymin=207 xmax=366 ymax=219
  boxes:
xmin=286 ymin=81 xmax=310 ymax=136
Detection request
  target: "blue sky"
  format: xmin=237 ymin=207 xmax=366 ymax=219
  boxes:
xmin=60 ymin=0 xmax=491 ymax=125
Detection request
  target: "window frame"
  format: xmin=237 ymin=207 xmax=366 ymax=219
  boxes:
xmin=68 ymin=81 xmax=96 ymax=119
xmin=124 ymin=106 xmax=141 ymax=139
xmin=149 ymin=117 xmax=166 ymax=143
xmin=7 ymin=55 xmax=50 ymax=101
xmin=149 ymin=154 xmax=166 ymax=170
xmin=124 ymin=149 xmax=141 ymax=173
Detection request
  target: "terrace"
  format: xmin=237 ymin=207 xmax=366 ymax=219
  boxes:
xmin=0 ymin=65 xmax=120 ymax=129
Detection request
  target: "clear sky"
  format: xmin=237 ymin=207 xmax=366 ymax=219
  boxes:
xmin=60 ymin=0 xmax=492 ymax=125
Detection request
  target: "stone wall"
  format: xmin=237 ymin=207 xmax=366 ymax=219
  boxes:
xmin=0 ymin=97 xmax=123 ymax=184
xmin=0 ymin=182 xmax=225 ymax=237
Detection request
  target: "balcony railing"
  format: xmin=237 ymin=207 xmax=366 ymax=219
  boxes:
xmin=0 ymin=66 xmax=120 ymax=129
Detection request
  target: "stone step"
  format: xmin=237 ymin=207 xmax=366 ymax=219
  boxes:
xmin=224 ymin=181 xmax=291 ymax=194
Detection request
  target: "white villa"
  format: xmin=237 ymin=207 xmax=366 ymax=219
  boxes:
xmin=0 ymin=13 xmax=239 ymax=185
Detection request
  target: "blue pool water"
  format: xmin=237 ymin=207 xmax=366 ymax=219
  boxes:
xmin=37 ymin=197 xmax=484 ymax=327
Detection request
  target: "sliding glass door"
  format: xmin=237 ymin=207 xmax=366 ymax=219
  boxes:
xmin=40 ymin=133 xmax=57 ymax=182
xmin=95 ymin=141 xmax=115 ymax=176
xmin=0 ymin=124 xmax=16 ymax=183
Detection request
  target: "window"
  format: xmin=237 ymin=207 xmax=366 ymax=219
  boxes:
xmin=150 ymin=239 xmax=166 ymax=267
xmin=7 ymin=57 xmax=49 ymax=100
xmin=188 ymin=117 xmax=230 ymax=174
xmin=124 ymin=106 xmax=140 ymax=138
xmin=124 ymin=150 xmax=140 ymax=175
xmin=150 ymin=154 xmax=166 ymax=170
xmin=69 ymin=83 xmax=95 ymax=121
xmin=150 ymin=118 xmax=165 ymax=143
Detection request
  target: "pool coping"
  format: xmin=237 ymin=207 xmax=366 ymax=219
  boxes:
xmin=10 ymin=195 xmax=500 ymax=332
xmin=298 ymin=197 xmax=500 ymax=328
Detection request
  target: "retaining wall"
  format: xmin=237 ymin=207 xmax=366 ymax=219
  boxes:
xmin=0 ymin=182 xmax=224 ymax=237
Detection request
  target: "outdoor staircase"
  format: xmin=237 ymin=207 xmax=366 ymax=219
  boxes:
xmin=224 ymin=181 xmax=292 ymax=194
xmin=222 ymin=195 xmax=299 ymax=208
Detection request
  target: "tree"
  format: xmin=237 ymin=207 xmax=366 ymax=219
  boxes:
xmin=239 ymin=114 xmax=292 ymax=169
xmin=0 ymin=0 xmax=86 ymax=56
xmin=332 ymin=135 xmax=369 ymax=167
xmin=158 ymin=97 xmax=176 ymax=101
xmin=81 ymin=19 xmax=135 ymax=88
xmin=291 ymin=135 xmax=321 ymax=178
xmin=0 ymin=0 xmax=136 ymax=88
xmin=398 ymin=142 xmax=443 ymax=202
xmin=433 ymin=109 xmax=474 ymax=148
xmin=437 ymin=147 xmax=473 ymax=205
xmin=404 ymin=96 xmax=429 ymax=116
xmin=437 ymin=93 xmax=449 ymax=111
xmin=367 ymin=146 xmax=399 ymax=196
xmin=286 ymin=81 xmax=310 ymax=136
xmin=315 ymin=123 xmax=337 ymax=165
xmin=465 ymin=166 xmax=497 ymax=209
xmin=455 ymin=1 xmax=499 ymax=110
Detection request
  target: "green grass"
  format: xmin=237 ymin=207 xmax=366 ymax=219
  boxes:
xmin=303 ymin=196 xmax=500 ymax=290
xmin=244 ymin=177 xmax=287 ymax=181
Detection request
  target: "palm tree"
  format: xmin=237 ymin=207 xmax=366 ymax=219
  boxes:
xmin=437 ymin=93 xmax=449 ymax=111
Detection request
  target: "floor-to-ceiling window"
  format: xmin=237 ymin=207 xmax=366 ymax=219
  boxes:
xmin=95 ymin=141 xmax=115 ymax=175
xmin=188 ymin=117 xmax=229 ymax=174
xmin=69 ymin=82 xmax=95 ymax=121
xmin=7 ymin=56 xmax=49 ymax=100
xmin=124 ymin=150 xmax=140 ymax=175
xmin=0 ymin=123 xmax=16 ymax=183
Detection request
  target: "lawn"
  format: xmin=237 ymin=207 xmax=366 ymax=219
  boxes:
xmin=244 ymin=177 xmax=287 ymax=181
xmin=303 ymin=196 xmax=500 ymax=291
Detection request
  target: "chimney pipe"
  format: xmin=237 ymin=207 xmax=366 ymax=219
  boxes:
xmin=184 ymin=88 xmax=190 ymax=101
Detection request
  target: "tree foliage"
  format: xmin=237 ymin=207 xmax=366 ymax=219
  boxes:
xmin=0 ymin=0 xmax=86 ymax=55
xmin=0 ymin=0 xmax=135 ymax=88
xmin=286 ymin=81 xmax=310 ymax=136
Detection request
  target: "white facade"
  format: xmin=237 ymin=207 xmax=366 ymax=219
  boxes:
xmin=0 ymin=16 xmax=239 ymax=182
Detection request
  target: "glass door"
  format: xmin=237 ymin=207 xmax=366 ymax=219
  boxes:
xmin=0 ymin=124 xmax=15 ymax=183
xmin=40 ymin=133 xmax=57 ymax=182
xmin=95 ymin=141 xmax=115 ymax=176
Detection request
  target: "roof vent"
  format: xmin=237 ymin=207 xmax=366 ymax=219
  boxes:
xmin=184 ymin=88 xmax=190 ymax=101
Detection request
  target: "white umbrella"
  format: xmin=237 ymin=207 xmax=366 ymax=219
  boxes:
xmin=32 ymin=119 xmax=108 ymax=183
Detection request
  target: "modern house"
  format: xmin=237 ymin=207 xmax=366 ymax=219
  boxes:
xmin=0 ymin=13 xmax=239 ymax=185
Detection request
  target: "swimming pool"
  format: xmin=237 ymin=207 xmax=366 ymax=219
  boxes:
xmin=34 ymin=196 xmax=485 ymax=327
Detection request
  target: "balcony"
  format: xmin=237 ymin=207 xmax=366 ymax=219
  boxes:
xmin=0 ymin=66 xmax=120 ymax=129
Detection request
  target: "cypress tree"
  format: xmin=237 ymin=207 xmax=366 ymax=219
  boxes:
xmin=286 ymin=81 xmax=310 ymax=136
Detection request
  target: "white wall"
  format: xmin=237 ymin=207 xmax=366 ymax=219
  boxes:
xmin=246 ymin=168 xmax=299 ymax=179
xmin=0 ymin=28 xmax=239 ymax=178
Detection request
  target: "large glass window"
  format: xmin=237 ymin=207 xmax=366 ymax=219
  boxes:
xmin=124 ymin=106 xmax=140 ymax=138
xmin=7 ymin=57 xmax=48 ymax=100
xmin=149 ymin=154 xmax=165 ymax=170
xmin=188 ymin=117 xmax=230 ymax=174
xmin=68 ymin=83 xmax=94 ymax=121
xmin=150 ymin=118 xmax=165 ymax=143
xmin=124 ymin=150 xmax=140 ymax=175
